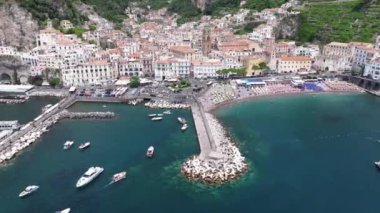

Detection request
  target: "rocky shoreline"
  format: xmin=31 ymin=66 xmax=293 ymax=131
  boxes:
xmin=145 ymin=100 xmax=190 ymax=109
xmin=181 ymin=113 xmax=248 ymax=184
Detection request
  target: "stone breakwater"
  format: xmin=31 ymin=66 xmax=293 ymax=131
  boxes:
xmin=145 ymin=100 xmax=190 ymax=109
xmin=128 ymin=98 xmax=143 ymax=105
xmin=0 ymin=110 xmax=115 ymax=164
xmin=0 ymin=98 xmax=27 ymax=104
xmin=181 ymin=113 xmax=248 ymax=184
xmin=59 ymin=110 xmax=116 ymax=119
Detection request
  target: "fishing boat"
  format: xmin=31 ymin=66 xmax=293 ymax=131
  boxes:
xmin=375 ymin=161 xmax=380 ymax=169
xmin=177 ymin=117 xmax=186 ymax=124
xmin=78 ymin=142 xmax=91 ymax=150
xmin=76 ymin=167 xmax=104 ymax=188
xmin=181 ymin=124 xmax=188 ymax=131
xmin=55 ymin=208 xmax=71 ymax=213
xmin=151 ymin=117 xmax=163 ymax=121
xmin=110 ymin=171 xmax=127 ymax=184
xmin=148 ymin=114 xmax=157 ymax=117
xmin=163 ymin=110 xmax=171 ymax=115
xmin=146 ymin=146 xmax=154 ymax=158
xmin=19 ymin=185 xmax=39 ymax=198
xmin=63 ymin=141 xmax=74 ymax=150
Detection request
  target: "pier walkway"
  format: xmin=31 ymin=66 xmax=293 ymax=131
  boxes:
xmin=0 ymin=96 xmax=76 ymax=150
xmin=191 ymin=98 xmax=221 ymax=160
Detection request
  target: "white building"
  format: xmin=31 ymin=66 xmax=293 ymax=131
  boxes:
xmin=248 ymin=24 xmax=273 ymax=42
xmin=154 ymin=58 xmax=191 ymax=80
xmin=192 ymin=59 xmax=224 ymax=78
xmin=364 ymin=57 xmax=380 ymax=80
xmin=118 ymin=59 xmax=143 ymax=77
xmin=352 ymin=46 xmax=377 ymax=68
xmin=62 ymin=60 xmax=118 ymax=86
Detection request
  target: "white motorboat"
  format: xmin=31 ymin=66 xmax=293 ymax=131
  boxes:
xmin=110 ymin=171 xmax=127 ymax=184
xmin=177 ymin=117 xmax=186 ymax=124
xmin=78 ymin=142 xmax=91 ymax=150
xmin=63 ymin=141 xmax=74 ymax=150
xmin=157 ymin=114 xmax=164 ymax=117
xmin=375 ymin=161 xmax=380 ymax=169
xmin=56 ymin=208 xmax=71 ymax=213
xmin=146 ymin=146 xmax=154 ymax=158
xmin=19 ymin=185 xmax=39 ymax=198
xmin=163 ymin=110 xmax=171 ymax=115
xmin=148 ymin=114 xmax=157 ymax=117
xmin=76 ymin=166 xmax=104 ymax=188
xmin=151 ymin=117 xmax=163 ymax=121
xmin=181 ymin=124 xmax=188 ymax=131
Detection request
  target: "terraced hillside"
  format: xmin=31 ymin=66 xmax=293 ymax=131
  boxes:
xmin=297 ymin=0 xmax=380 ymax=43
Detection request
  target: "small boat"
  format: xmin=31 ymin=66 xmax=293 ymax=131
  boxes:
xmin=177 ymin=117 xmax=186 ymax=124
xmin=181 ymin=124 xmax=188 ymax=131
xmin=102 ymin=105 xmax=107 ymax=108
xmin=375 ymin=161 xmax=380 ymax=169
xmin=163 ymin=110 xmax=171 ymax=115
xmin=76 ymin=166 xmax=104 ymax=188
xmin=151 ymin=117 xmax=163 ymax=121
xmin=146 ymin=146 xmax=154 ymax=158
xmin=19 ymin=185 xmax=39 ymax=198
xmin=148 ymin=114 xmax=157 ymax=117
xmin=110 ymin=171 xmax=127 ymax=184
xmin=157 ymin=114 xmax=164 ymax=117
xmin=78 ymin=142 xmax=91 ymax=150
xmin=63 ymin=141 xmax=74 ymax=150
xmin=55 ymin=208 xmax=71 ymax=213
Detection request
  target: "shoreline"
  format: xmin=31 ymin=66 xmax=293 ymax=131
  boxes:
xmin=208 ymin=90 xmax=363 ymax=113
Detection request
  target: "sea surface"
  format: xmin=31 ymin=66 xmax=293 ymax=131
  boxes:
xmin=1 ymin=93 xmax=380 ymax=213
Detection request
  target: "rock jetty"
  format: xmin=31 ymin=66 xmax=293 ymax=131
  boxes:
xmin=181 ymin=113 xmax=248 ymax=184
xmin=0 ymin=98 xmax=27 ymax=104
xmin=145 ymin=100 xmax=190 ymax=109
xmin=128 ymin=98 xmax=143 ymax=105
xmin=59 ymin=110 xmax=116 ymax=119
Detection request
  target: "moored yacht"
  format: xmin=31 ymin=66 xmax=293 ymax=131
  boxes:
xmin=181 ymin=124 xmax=188 ymax=131
xmin=157 ymin=114 xmax=164 ymax=117
xmin=63 ymin=141 xmax=74 ymax=150
xmin=148 ymin=114 xmax=157 ymax=117
xmin=163 ymin=110 xmax=171 ymax=115
xmin=146 ymin=146 xmax=154 ymax=158
xmin=78 ymin=142 xmax=91 ymax=150
xmin=151 ymin=117 xmax=163 ymax=121
xmin=19 ymin=185 xmax=39 ymax=198
xmin=76 ymin=166 xmax=104 ymax=188
xmin=177 ymin=117 xmax=186 ymax=124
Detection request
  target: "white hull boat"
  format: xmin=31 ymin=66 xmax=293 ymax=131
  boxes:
xmin=146 ymin=146 xmax=154 ymax=158
xmin=78 ymin=142 xmax=91 ymax=150
xmin=76 ymin=166 xmax=104 ymax=188
xmin=19 ymin=185 xmax=39 ymax=198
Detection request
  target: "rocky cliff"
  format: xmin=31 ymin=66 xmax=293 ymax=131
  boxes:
xmin=0 ymin=2 xmax=39 ymax=50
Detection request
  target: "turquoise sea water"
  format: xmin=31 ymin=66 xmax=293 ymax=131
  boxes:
xmin=1 ymin=93 xmax=380 ymax=213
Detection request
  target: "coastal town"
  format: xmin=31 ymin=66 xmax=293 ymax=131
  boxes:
xmin=0 ymin=0 xmax=378 ymax=187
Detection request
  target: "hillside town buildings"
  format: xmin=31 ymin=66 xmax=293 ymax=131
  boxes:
xmin=0 ymin=1 xmax=380 ymax=86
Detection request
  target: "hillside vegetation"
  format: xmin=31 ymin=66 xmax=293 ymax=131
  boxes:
xmin=297 ymin=0 xmax=380 ymax=43
xmin=10 ymin=0 xmax=289 ymax=26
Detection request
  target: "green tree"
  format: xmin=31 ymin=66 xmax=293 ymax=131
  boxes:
xmin=49 ymin=77 xmax=61 ymax=87
xmin=130 ymin=76 xmax=140 ymax=88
